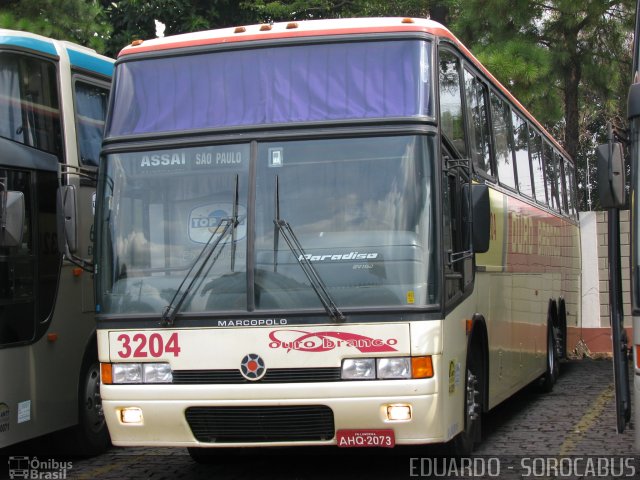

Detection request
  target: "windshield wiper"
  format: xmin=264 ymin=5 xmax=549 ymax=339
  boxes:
xmin=160 ymin=217 xmax=236 ymax=327
xmin=273 ymin=176 xmax=346 ymax=323
xmin=161 ymin=176 xmax=242 ymax=327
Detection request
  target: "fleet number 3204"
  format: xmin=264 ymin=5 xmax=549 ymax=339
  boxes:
xmin=116 ymin=333 xmax=181 ymax=358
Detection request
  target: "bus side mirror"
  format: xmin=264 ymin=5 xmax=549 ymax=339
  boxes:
xmin=471 ymin=183 xmax=490 ymax=253
xmin=0 ymin=188 xmax=25 ymax=247
xmin=596 ymin=141 xmax=625 ymax=209
xmin=57 ymin=185 xmax=78 ymax=254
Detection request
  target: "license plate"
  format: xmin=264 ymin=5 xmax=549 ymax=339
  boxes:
xmin=336 ymin=429 xmax=395 ymax=448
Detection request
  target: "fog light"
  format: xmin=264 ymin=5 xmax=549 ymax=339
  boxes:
xmin=120 ymin=407 xmax=143 ymax=424
xmin=386 ymin=404 xmax=411 ymax=421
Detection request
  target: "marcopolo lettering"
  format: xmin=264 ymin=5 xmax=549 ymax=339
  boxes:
xmin=217 ymin=319 xmax=288 ymax=327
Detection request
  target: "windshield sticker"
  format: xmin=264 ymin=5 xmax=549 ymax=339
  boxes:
xmin=268 ymin=329 xmax=398 ymax=353
xmin=189 ymin=203 xmax=247 ymax=243
xmin=406 ymin=290 xmax=415 ymax=304
xmin=268 ymin=147 xmax=283 ymax=167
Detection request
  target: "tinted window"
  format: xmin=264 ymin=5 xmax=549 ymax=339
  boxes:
xmin=108 ymin=40 xmax=433 ymax=136
xmin=464 ymin=70 xmax=492 ymax=175
xmin=556 ymin=152 xmax=568 ymax=214
xmin=529 ymin=129 xmax=546 ymax=205
xmin=74 ymin=80 xmax=109 ymax=167
xmin=0 ymin=170 xmax=35 ymax=345
xmin=565 ymin=162 xmax=577 ymax=218
xmin=543 ymin=142 xmax=559 ymax=211
xmin=439 ymin=50 xmax=466 ymax=156
xmin=511 ymin=112 xmax=532 ymax=197
xmin=490 ymin=93 xmax=515 ymax=188
xmin=0 ymin=53 xmax=61 ymax=158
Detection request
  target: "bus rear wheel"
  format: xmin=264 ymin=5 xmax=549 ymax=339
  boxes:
xmin=539 ymin=324 xmax=559 ymax=393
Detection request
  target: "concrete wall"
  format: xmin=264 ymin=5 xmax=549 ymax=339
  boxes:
xmin=579 ymin=210 xmax=631 ymax=354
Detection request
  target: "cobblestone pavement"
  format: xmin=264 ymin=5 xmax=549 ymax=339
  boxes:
xmin=1 ymin=358 xmax=637 ymax=479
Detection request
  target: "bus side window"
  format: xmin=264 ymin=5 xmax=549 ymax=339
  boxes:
xmin=565 ymin=162 xmax=578 ymax=219
xmin=556 ymin=152 xmax=568 ymax=214
xmin=74 ymin=80 xmax=110 ymax=167
xmin=529 ymin=128 xmax=547 ymax=206
xmin=0 ymin=170 xmax=36 ymax=346
xmin=438 ymin=49 xmax=467 ymax=157
xmin=543 ymin=142 xmax=559 ymax=212
xmin=511 ymin=111 xmax=533 ymax=198
xmin=464 ymin=69 xmax=492 ymax=176
xmin=490 ymin=92 xmax=516 ymax=189
xmin=0 ymin=53 xmax=62 ymax=160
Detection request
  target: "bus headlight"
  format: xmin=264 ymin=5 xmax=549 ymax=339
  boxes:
xmin=143 ymin=363 xmax=173 ymax=383
xmin=341 ymin=358 xmax=375 ymax=380
xmin=340 ymin=356 xmax=433 ymax=380
xmin=376 ymin=358 xmax=411 ymax=379
xmin=111 ymin=363 xmax=173 ymax=384
xmin=112 ymin=363 xmax=142 ymax=384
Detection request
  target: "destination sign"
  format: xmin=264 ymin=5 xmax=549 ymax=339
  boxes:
xmin=132 ymin=145 xmax=249 ymax=174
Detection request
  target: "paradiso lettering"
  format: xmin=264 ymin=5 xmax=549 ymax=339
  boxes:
xmin=269 ymin=330 xmax=398 ymax=353
xmin=299 ymin=252 xmax=379 ymax=262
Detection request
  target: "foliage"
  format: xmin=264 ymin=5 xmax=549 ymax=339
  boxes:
xmin=240 ymin=0 xmax=430 ymax=22
xmin=0 ymin=0 xmax=110 ymax=52
xmin=442 ymin=0 xmax=635 ymax=210
xmin=100 ymin=0 xmax=259 ymax=56
xmin=1 ymin=0 xmax=637 ymax=210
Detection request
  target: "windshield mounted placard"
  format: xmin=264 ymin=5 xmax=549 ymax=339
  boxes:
xmin=133 ymin=146 xmax=249 ymax=175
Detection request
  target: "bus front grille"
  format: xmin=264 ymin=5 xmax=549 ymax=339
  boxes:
xmin=173 ymin=367 xmax=341 ymax=384
xmin=185 ymin=405 xmax=335 ymax=443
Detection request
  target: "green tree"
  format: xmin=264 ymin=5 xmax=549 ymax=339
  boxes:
xmin=0 ymin=0 xmax=111 ymax=52
xmin=240 ymin=0 xmax=430 ymax=22
xmin=101 ymin=0 xmax=259 ymax=57
xmin=443 ymin=0 xmax=635 ymax=209
xmin=101 ymin=0 xmax=432 ymax=58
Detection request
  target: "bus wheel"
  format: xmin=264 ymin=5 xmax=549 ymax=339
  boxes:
xmin=74 ymin=360 xmax=111 ymax=455
xmin=556 ymin=299 xmax=567 ymax=359
xmin=539 ymin=325 xmax=559 ymax=393
xmin=450 ymin=348 xmax=483 ymax=456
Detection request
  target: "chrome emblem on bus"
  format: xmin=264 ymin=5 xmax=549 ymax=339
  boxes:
xmin=240 ymin=353 xmax=266 ymax=381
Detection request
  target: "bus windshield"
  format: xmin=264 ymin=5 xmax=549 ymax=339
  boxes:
xmin=106 ymin=39 xmax=432 ymax=137
xmin=97 ymin=135 xmax=438 ymax=316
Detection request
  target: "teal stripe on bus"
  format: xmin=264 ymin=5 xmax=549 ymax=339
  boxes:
xmin=67 ymin=48 xmax=113 ymax=77
xmin=0 ymin=34 xmax=57 ymax=56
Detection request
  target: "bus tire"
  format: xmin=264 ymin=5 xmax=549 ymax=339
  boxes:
xmin=72 ymin=358 xmax=111 ymax=455
xmin=557 ymin=298 xmax=567 ymax=359
xmin=539 ymin=323 xmax=559 ymax=393
xmin=450 ymin=342 xmax=484 ymax=456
